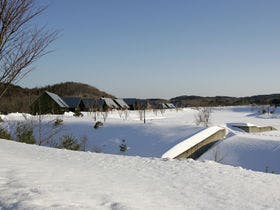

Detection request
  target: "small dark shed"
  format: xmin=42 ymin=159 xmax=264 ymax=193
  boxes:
xmin=30 ymin=91 xmax=69 ymax=114
xmin=63 ymin=97 xmax=85 ymax=112
xmin=123 ymin=98 xmax=151 ymax=110
xmin=82 ymin=98 xmax=104 ymax=112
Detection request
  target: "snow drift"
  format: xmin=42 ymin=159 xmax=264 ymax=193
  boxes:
xmin=0 ymin=139 xmax=280 ymax=209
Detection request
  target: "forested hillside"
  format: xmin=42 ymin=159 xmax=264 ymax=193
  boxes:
xmin=0 ymin=82 xmax=114 ymax=113
xmin=171 ymin=94 xmax=280 ymax=107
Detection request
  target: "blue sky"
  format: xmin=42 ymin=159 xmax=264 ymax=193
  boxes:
xmin=20 ymin=0 xmax=280 ymax=99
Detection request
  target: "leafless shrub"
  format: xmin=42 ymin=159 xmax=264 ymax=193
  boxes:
xmin=153 ymin=109 xmax=158 ymax=116
xmin=80 ymin=135 xmax=88 ymax=151
xmin=123 ymin=109 xmax=129 ymax=120
xmin=101 ymin=111 xmax=108 ymax=122
xmin=35 ymin=114 xmax=63 ymax=146
xmin=195 ymin=107 xmax=211 ymax=127
xmin=138 ymin=109 xmax=144 ymax=121
xmin=117 ymin=109 xmax=124 ymax=119
xmin=93 ymin=111 xmax=101 ymax=122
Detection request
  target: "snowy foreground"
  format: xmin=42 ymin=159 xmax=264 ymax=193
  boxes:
xmin=1 ymin=107 xmax=280 ymax=209
xmin=2 ymin=106 xmax=280 ymax=173
xmin=1 ymin=139 xmax=280 ymax=209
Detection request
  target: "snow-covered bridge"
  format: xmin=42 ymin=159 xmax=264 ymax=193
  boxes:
xmin=162 ymin=126 xmax=227 ymax=159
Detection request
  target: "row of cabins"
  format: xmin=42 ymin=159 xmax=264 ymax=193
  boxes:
xmin=30 ymin=91 xmax=176 ymax=114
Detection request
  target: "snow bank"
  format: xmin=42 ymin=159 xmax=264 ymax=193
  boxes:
xmin=0 ymin=139 xmax=280 ymax=209
xmin=199 ymin=133 xmax=280 ymax=173
xmin=64 ymin=111 xmax=75 ymax=117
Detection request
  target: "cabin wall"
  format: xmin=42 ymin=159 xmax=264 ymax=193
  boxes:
xmin=233 ymin=125 xmax=277 ymax=133
xmin=30 ymin=93 xmax=66 ymax=114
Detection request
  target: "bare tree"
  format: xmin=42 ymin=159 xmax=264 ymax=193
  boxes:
xmin=138 ymin=109 xmax=144 ymax=121
xmin=195 ymin=107 xmax=211 ymax=127
xmin=34 ymin=114 xmax=64 ymax=146
xmin=80 ymin=135 xmax=88 ymax=152
xmin=123 ymin=109 xmax=129 ymax=120
xmin=117 ymin=109 xmax=124 ymax=119
xmin=101 ymin=111 xmax=108 ymax=122
xmin=153 ymin=109 xmax=158 ymax=116
xmin=0 ymin=0 xmax=58 ymax=98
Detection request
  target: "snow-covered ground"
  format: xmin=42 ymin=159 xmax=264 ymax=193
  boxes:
xmin=1 ymin=106 xmax=280 ymax=208
xmin=1 ymin=106 xmax=280 ymax=174
xmin=1 ymin=109 xmax=204 ymax=157
xmin=1 ymin=139 xmax=280 ymax=209
xmin=199 ymin=107 xmax=280 ymax=173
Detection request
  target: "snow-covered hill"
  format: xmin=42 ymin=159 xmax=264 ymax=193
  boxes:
xmin=1 ymin=139 xmax=280 ymax=209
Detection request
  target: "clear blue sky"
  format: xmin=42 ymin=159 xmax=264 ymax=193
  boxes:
xmin=20 ymin=0 xmax=280 ymax=99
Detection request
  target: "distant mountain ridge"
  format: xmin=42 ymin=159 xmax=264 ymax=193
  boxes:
xmin=0 ymin=82 xmax=114 ymax=113
xmin=1 ymin=81 xmax=280 ymax=113
xmin=171 ymin=94 xmax=280 ymax=107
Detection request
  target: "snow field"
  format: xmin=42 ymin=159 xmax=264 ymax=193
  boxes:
xmin=1 ymin=106 xmax=280 ymax=173
xmin=0 ymin=139 xmax=280 ymax=209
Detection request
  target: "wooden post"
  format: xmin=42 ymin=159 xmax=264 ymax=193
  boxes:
xmin=144 ymin=108 xmax=146 ymax=124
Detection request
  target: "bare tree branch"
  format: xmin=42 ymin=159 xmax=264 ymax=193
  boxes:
xmin=0 ymin=0 xmax=58 ymax=98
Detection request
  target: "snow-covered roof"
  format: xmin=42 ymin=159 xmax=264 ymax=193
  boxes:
xmin=102 ymin=98 xmax=119 ymax=109
xmin=230 ymin=123 xmax=256 ymax=127
xmin=162 ymin=126 xmax=226 ymax=159
xmin=45 ymin=91 xmax=69 ymax=108
xmin=162 ymin=103 xmax=168 ymax=109
xmin=114 ymin=99 xmax=129 ymax=109
xmin=165 ymin=103 xmax=176 ymax=108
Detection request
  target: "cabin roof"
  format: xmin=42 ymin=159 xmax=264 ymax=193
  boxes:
xmin=63 ymin=97 xmax=82 ymax=108
xmin=102 ymin=98 xmax=119 ymax=109
xmin=82 ymin=98 xmax=104 ymax=109
xmin=114 ymin=99 xmax=129 ymax=109
xmin=45 ymin=91 xmax=69 ymax=108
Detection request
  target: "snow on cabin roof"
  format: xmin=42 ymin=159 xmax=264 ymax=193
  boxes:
xmin=114 ymin=99 xmax=129 ymax=109
xmin=165 ymin=103 xmax=176 ymax=108
xmin=161 ymin=103 xmax=168 ymax=109
xmin=161 ymin=126 xmax=226 ymax=159
xmin=230 ymin=123 xmax=256 ymax=127
xmin=45 ymin=91 xmax=69 ymax=108
xmin=102 ymin=98 xmax=119 ymax=109
xmin=63 ymin=97 xmax=82 ymax=108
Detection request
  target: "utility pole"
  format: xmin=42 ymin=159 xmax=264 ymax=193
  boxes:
xmin=144 ymin=108 xmax=146 ymax=124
